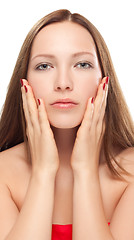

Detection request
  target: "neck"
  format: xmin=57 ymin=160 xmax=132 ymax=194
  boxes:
xmin=50 ymin=125 xmax=80 ymax=168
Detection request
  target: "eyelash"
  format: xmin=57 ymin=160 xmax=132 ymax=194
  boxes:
xmin=35 ymin=62 xmax=93 ymax=71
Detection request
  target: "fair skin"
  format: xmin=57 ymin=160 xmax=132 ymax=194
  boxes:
xmin=27 ymin=21 xmax=102 ymax=170
xmin=0 ymin=21 xmax=134 ymax=240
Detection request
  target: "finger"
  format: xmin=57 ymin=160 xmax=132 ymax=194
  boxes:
xmin=22 ymin=79 xmax=38 ymax=107
xmin=24 ymin=84 xmax=40 ymax=133
xmin=21 ymin=79 xmax=29 ymax=86
xmin=37 ymin=98 xmax=54 ymax=139
xmin=21 ymin=83 xmax=33 ymax=133
xmin=21 ymin=79 xmax=40 ymax=133
xmin=99 ymin=80 xmax=108 ymax=123
xmin=92 ymin=77 xmax=107 ymax=125
xmin=78 ymin=76 xmax=107 ymax=134
xmin=79 ymin=97 xmax=94 ymax=132
xmin=96 ymin=82 xmax=108 ymax=136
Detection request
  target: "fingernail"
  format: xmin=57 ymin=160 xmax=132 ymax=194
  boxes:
xmin=103 ymin=83 xmax=106 ymax=90
xmin=24 ymin=85 xmax=28 ymax=93
xmin=91 ymin=97 xmax=94 ymax=104
xmin=20 ymin=79 xmax=23 ymax=86
xmin=106 ymin=76 xmax=109 ymax=84
xmin=37 ymin=99 xmax=41 ymax=105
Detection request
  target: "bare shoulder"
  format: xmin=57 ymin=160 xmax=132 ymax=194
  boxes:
xmin=109 ymin=148 xmax=134 ymax=237
xmin=116 ymin=147 xmax=134 ymax=182
xmin=0 ymin=142 xmax=31 ymax=184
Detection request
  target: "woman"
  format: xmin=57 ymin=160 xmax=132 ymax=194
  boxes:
xmin=0 ymin=9 xmax=134 ymax=240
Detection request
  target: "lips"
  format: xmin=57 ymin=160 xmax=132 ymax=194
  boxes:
xmin=51 ymin=102 xmax=77 ymax=109
xmin=51 ymin=98 xmax=78 ymax=105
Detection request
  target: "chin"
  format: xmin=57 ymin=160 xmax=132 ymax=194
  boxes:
xmin=49 ymin=118 xmax=82 ymax=129
xmin=47 ymin=110 xmax=84 ymax=130
xmin=50 ymin=122 xmax=80 ymax=129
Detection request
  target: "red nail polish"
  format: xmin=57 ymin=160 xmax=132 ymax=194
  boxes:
xmin=38 ymin=99 xmax=41 ymax=105
xmin=103 ymin=83 xmax=106 ymax=90
xmin=91 ymin=97 xmax=94 ymax=103
xmin=20 ymin=79 xmax=23 ymax=86
xmin=106 ymin=76 xmax=109 ymax=84
xmin=24 ymin=85 xmax=28 ymax=93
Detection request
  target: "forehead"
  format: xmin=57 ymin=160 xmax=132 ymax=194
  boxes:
xmin=30 ymin=21 xmax=97 ymax=57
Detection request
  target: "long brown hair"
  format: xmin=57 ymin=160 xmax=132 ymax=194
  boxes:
xmin=0 ymin=9 xmax=134 ymax=179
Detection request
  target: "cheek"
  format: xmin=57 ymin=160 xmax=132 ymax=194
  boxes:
xmin=27 ymin=74 xmax=49 ymax=100
xmin=80 ymin=75 xmax=101 ymax=100
xmin=31 ymin=82 xmax=49 ymax=99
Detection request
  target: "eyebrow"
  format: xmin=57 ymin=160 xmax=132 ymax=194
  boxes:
xmin=31 ymin=51 xmax=96 ymax=61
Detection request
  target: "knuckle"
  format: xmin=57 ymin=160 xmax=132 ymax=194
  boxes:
xmin=34 ymin=125 xmax=41 ymax=136
xmin=39 ymin=111 xmax=47 ymax=123
xmin=27 ymin=128 xmax=34 ymax=138
xmin=31 ymin=117 xmax=38 ymax=126
xmin=27 ymin=126 xmax=33 ymax=136
xmin=28 ymin=107 xmax=36 ymax=116
xmin=93 ymin=116 xmax=98 ymax=126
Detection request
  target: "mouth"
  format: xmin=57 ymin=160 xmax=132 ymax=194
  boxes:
xmin=51 ymin=102 xmax=78 ymax=109
xmin=51 ymin=98 xmax=78 ymax=104
xmin=50 ymin=98 xmax=78 ymax=109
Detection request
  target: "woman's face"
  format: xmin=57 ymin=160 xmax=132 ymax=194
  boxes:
xmin=27 ymin=21 xmax=102 ymax=128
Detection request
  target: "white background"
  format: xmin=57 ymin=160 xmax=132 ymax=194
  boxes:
xmin=0 ymin=0 xmax=134 ymax=119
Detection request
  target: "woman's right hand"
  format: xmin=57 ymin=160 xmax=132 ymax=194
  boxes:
xmin=21 ymin=79 xmax=60 ymax=177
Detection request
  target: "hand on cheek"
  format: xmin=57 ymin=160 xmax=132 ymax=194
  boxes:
xmin=20 ymin=78 xmax=60 ymax=175
xmin=70 ymin=76 xmax=109 ymax=173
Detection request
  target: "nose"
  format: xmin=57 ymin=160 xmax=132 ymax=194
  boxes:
xmin=54 ymin=68 xmax=73 ymax=92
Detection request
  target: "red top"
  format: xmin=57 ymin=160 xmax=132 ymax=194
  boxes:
xmin=51 ymin=223 xmax=110 ymax=240
xmin=52 ymin=224 xmax=72 ymax=240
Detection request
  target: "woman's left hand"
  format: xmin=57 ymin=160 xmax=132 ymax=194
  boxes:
xmin=70 ymin=76 xmax=109 ymax=174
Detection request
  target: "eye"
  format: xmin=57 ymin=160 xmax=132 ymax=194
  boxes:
xmin=76 ymin=62 xmax=93 ymax=69
xmin=35 ymin=62 xmax=93 ymax=71
xmin=36 ymin=63 xmax=52 ymax=71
